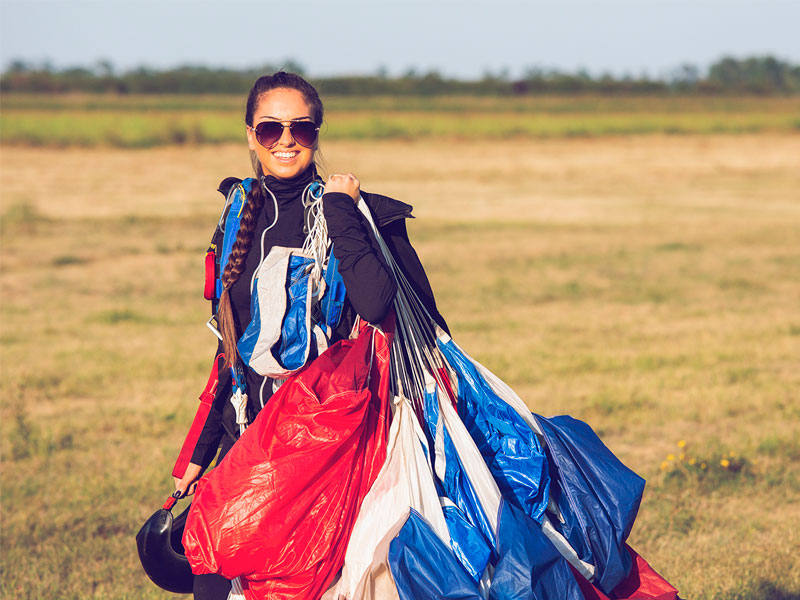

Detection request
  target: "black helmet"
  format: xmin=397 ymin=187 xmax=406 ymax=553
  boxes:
xmin=136 ymin=494 xmax=194 ymax=594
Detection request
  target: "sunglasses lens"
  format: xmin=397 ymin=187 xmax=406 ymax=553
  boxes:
xmin=290 ymin=121 xmax=319 ymax=147
xmin=254 ymin=121 xmax=283 ymax=147
xmin=253 ymin=121 xmax=319 ymax=148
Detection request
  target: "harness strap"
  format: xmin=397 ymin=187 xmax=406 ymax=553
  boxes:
xmin=203 ymin=249 xmax=216 ymax=301
xmin=171 ymin=353 xmax=224 ymax=479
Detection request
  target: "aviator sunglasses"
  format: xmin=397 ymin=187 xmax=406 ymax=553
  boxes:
xmin=249 ymin=120 xmax=320 ymax=148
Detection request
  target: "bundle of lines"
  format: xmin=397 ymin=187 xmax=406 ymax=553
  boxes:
xmin=322 ymin=200 xmax=681 ymax=600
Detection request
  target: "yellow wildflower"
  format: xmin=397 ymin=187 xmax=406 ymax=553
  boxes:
xmin=660 ymin=461 xmax=669 ymax=471
xmin=701 ymin=462 xmax=707 ymax=469
xmin=666 ymin=453 xmax=675 ymax=461
xmin=720 ymin=459 xmax=730 ymax=468
xmin=729 ymin=451 xmax=737 ymax=458
xmin=679 ymin=453 xmax=686 ymax=461
xmin=688 ymin=458 xmax=696 ymax=465
xmin=677 ymin=440 xmax=687 ymax=448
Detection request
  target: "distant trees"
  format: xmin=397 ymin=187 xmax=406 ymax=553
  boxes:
xmin=706 ymin=56 xmax=800 ymax=93
xmin=1 ymin=56 xmax=798 ymax=95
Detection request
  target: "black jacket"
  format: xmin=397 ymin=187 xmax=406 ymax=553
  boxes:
xmin=190 ymin=170 xmax=447 ymax=468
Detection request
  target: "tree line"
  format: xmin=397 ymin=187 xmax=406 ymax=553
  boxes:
xmin=2 ymin=56 xmax=798 ymax=95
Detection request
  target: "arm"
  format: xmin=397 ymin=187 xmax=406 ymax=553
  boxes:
xmin=322 ymin=178 xmax=397 ymax=324
xmin=173 ymin=345 xmax=232 ymax=496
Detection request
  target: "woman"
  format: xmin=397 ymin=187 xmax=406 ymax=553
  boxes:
xmin=171 ymin=71 xmax=447 ymax=599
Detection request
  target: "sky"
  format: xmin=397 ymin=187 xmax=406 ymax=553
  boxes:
xmin=1 ymin=0 xmax=799 ymax=79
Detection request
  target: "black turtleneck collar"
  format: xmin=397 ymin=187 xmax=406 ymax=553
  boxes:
xmin=261 ymin=163 xmax=319 ymax=203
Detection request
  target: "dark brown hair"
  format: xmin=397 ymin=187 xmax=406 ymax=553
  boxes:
xmin=218 ymin=72 xmax=324 ymax=369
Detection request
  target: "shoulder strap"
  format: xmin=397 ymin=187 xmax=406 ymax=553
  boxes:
xmin=211 ymin=177 xmax=256 ymax=306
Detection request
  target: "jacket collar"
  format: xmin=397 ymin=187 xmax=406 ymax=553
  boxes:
xmin=361 ymin=191 xmax=414 ymax=227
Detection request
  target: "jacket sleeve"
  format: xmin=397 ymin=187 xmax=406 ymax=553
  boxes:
xmin=381 ymin=218 xmax=450 ymax=335
xmin=322 ymin=192 xmax=397 ymax=324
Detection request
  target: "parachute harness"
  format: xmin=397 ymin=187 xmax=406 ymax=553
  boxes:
xmin=229 ymin=178 xmax=328 ymax=434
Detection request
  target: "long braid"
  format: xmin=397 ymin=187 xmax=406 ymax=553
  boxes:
xmin=218 ymin=183 xmax=265 ymax=369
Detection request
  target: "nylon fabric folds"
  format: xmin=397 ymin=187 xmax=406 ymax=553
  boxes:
xmin=330 ymin=396 xmax=450 ymax=599
xmin=276 ymin=254 xmax=316 ymax=370
xmin=183 ymin=321 xmax=393 ymax=600
xmin=388 ymin=509 xmax=484 ymax=600
xmin=438 ymin=338 xmax=551 ymax=523
xmin=599 ymin=545 xmax=678 ymax=600
xmin=571 ymin=546 xmax=678 ymax=600
xmin=534 ymin=415 xmax=646 ymax=594
xmin=237 ymin=246 xmax=316 ymax=379
xmin=423 ymin=380 xmax=502 ymax=558
xmin=490 ymin=500 xmax=586 ymax=600
xmin=320 ymin=248 xmax=346 ymax=332
xmin=421 ymin=381 xmax=492 ymax=582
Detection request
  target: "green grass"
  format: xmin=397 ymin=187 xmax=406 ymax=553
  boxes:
xmin=2 ymin=93 xmax=799 ymax=146
xmin=1 ymin=137 xmax=799 ymax=598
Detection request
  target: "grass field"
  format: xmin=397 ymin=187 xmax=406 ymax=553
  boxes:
xmin=2 ymin=94 xmax=799 ymax=146
xmin=1 ymin=133 xmax=800 ymax=599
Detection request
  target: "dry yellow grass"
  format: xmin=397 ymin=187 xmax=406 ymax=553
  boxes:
xmin=1 ymin=135 xmax=799 ymax=599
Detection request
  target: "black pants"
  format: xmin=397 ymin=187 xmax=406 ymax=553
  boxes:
xmin=194 ymin=573 xmax=231 ymax=600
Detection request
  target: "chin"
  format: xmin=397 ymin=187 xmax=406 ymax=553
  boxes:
xmin=264 ymin=161 xmax=312 ymax=180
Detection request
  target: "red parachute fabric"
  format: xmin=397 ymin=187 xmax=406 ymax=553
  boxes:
xmin=572 ymin=545 xmax=679 ymax=600
xmin=183 ymin=320 xmax=393 ymax=600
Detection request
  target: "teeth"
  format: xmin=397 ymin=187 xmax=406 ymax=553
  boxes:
xmin=274 ymin=152 xmax=298 ymax=159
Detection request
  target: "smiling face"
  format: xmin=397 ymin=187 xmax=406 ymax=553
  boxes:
xmin=246 ymin=87 xmax=316 ymax=180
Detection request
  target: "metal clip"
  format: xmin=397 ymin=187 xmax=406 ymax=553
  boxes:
xmin=206 ymin=315 xmax=223 ymax=341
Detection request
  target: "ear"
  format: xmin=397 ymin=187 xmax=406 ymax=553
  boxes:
xmin=246 ymin=126 xmax=257 ymax=152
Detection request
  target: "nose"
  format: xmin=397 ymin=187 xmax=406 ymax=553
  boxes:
xmin=277 ymin=123 xmax=295 ymax=147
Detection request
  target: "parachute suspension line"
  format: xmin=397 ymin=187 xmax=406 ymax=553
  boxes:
xmin=250 ymin=179 xmax=280 ymax=294
xmin=301 ymin=180 xmax=330 ymax=285
xmin=230 ymin=576 xmax=245 ymax=600
xmin=355 ymin=198 xmax=455 ymax=414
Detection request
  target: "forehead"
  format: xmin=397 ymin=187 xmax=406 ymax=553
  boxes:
xmin=254 ymin=88 xmax=312 ymax=121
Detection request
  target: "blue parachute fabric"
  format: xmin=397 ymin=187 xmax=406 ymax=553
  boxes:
xmin=422 ymin=384 xmax=497 ymax=560
xmin=441 ymin=502 xmax=492 ymax=584
xmin=534 ymin=414 xmax=645 ymax=594
xmin=319 ymin=247 xmax=346 ymax=332
xmin=490 ymin=500 xmax=586 ymax=600
xmin=236 ymin=275 xmax=262 ymax=366
xmin=277 ymin=254 xmax=315 ymax=371
xmin=217 ymin=178 xmax=253 ymax=300
xmin=389 ymin=509 xmax=484 ymax=600
xmin=547 ymin=479 xmax=594 ymax=567
xmin=438 ymin=338 xmax=550 ymax=523
xmin=438 ymin=425 xmax=496 ymax=562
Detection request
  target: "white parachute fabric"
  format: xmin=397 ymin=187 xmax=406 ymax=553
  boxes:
xmin=330 ymin=396 xmax=450 ymax=599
